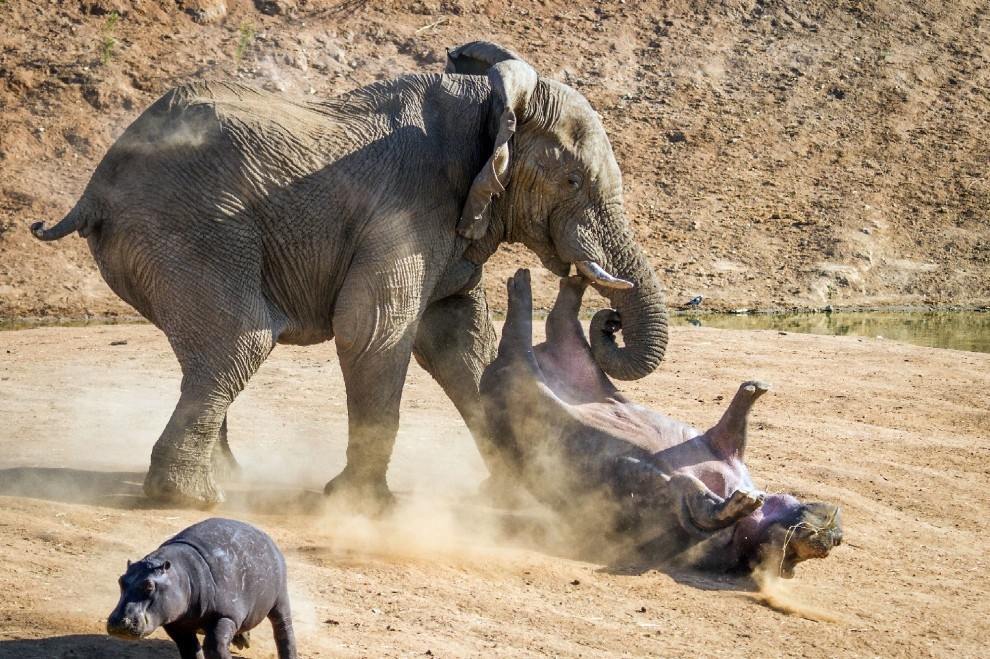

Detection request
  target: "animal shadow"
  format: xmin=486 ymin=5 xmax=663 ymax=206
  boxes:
xmin=0 ymin=467 xmax=152 ymax=510
xmin=0 ymin=466 xmax=327 ymax=514
xmin=0 ymin=634 xmax=176 ymax=659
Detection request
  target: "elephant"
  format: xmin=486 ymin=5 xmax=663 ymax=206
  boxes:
xmin=30 ymin=41 xmax=669 ymax=508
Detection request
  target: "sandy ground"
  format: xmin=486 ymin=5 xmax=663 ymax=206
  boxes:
xmin=0 ymin=322 xmax=988 ymax=657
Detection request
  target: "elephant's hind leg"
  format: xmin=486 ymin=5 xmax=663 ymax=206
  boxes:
xmin=145 ymin=319 xmax=278 ymax=506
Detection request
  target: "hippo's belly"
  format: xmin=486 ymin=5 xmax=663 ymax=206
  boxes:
xmin=568 ymin=400 xmax=702 ymax=454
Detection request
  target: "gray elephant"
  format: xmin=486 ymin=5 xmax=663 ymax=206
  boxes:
xmin=30 ymin=41 xmax=668 ymax=507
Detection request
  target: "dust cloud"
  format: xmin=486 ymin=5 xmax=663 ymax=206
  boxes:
xmin=750 ymin=558 xmax=848 ymax=623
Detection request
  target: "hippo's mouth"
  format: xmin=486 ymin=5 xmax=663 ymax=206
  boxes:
xmin=761 ymin=503 xmax=843 ymax=578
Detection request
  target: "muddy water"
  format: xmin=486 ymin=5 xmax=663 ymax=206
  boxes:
xmin=672 ymin=310 xmax=990 ymax=353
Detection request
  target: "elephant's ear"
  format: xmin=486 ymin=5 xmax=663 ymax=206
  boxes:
xmin=457 ymin=58 xmax=538 ymax=240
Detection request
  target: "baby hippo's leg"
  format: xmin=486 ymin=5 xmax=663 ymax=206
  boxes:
xmin=203 ymin=618 xmax=237 ymax=659
xmin=164 ymin=625 xmax=204 ymax=659
xmin=670 ymin=473 xmax=764 ymax=533
xmin=231 ymin=631 xmax=250 ymax=649
xmin=269 ymin=593 xmax=298 ymax=659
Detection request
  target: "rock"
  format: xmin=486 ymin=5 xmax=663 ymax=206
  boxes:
xmin=82 ymin=0 xmax=130 ymax=16
xmin=181 ymin=0 xmax=228 ymax=24
xmin=666 ymin=130 xmax=687 ymax=143
xmin=254 ymin=0 xmax=297 ymax=16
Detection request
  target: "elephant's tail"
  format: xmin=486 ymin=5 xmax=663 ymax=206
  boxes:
xmin=30 ymin=197 xmax=102 ymax=241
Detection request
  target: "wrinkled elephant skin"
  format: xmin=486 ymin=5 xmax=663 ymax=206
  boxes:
xmin=29 ymin=41 xmax=668 ymax=507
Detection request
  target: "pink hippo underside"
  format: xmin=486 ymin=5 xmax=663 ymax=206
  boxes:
xmin=481 ymin=269 xmax=842 ymax=577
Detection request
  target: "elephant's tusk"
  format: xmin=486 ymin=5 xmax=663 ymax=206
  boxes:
xmin=575 ymin=261 xmax=634 ymax=290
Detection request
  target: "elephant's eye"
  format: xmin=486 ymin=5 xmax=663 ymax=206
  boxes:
xmin=566 ymin=173 xmax=583 ymax=190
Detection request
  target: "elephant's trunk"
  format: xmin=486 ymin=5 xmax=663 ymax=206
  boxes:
xmin=555 ymin=205 xmax=669 ymax=381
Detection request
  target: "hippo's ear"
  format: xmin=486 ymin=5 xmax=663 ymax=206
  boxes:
xmin=126 ymin=559 xmax=131 ymax=568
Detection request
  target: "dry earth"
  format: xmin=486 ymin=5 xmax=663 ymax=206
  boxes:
xmin=1 ymin=0 xmax=989 ymax=319
xmin=1 ymin=322 xmax=988 ymax=657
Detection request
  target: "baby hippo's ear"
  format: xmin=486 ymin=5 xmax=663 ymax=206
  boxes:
xmin=126 ymin=559 xmax=132 ymax=568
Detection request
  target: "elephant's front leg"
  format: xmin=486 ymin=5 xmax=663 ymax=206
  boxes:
xmin=412 ymin=281 xmax=519 ymax=504
xmin=325 ymin=259 xmax=423 ymax=513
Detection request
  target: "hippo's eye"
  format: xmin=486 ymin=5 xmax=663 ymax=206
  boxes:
xmin=566 ymin=172 xmax=583 ymax=190
xmin=143 ymin=580 xmax=155 ymax=594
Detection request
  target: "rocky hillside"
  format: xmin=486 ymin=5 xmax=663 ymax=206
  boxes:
xmin=1 ymin=0 xmax=987 ymax=317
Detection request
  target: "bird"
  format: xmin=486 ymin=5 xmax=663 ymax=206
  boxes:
xmin=686 ymin=295 xmax=704 ymax=309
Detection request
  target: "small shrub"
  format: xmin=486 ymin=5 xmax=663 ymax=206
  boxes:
xmin=236 ymin=22 xmax=256 ymax=61
xmin=99 ymin=11 xmax=119 ymax=65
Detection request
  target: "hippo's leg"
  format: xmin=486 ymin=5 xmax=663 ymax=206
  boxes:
xmin=670 ymin=473 xmax=764 ymax=533
xmin=545 ymin=276 xmax=590 ymax=348
xmin=499 ymin=268 xmax=537 ymax=359
xmin=203 ymin=617 xmax=237 ymax=659
xmin=706 ymin=380 xmax=770 ymax=460
xmin=210 ymin=416 xmax=241 ymax=484
xmin=164 ymin=624 xmax=204 ymax=659
xmin=269 ymin=593 xmax=298 ymax=659
xmin=231 ymin=630 xmax=250 ymax=649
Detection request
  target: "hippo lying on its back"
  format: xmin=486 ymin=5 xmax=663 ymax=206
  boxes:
xmin=481 ymin=270 xmax=842 ymax=576
xmin=107 ymin=518 xmax=296 ymax=658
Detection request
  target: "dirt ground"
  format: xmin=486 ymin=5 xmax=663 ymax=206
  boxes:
xmin=0 ymin=322 xmax=987 ymax=657
xmin=2 ymin=0 xmax=989 ymax=318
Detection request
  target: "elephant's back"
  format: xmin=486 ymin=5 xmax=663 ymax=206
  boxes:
xmin=106 ymin=81 xmax=334 ymax=180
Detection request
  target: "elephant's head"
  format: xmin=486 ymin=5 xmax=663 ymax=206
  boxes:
xmin=447 ymin=41 xmax=668 ymax=380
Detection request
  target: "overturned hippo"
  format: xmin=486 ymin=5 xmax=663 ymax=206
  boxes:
xmin=107 ymin=517 xmax=296 ymax=658
xmin=481 ymin=270 xmax=842 ymax=576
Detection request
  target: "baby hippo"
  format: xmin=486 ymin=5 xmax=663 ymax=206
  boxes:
xmin=107 ymin=517 xmax=296 ymax=659
xmin=481 ymin=270 xmax=842 ymax=577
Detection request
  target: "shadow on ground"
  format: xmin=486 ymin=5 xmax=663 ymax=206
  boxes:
xmin=0 ymin=467 xmax=326 ymax=513
xmin=0 ymin=635 xmax=176 ymax=659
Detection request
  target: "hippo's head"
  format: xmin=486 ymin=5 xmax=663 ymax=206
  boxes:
xmin=735 ymin=495 xmax=843 ymax=578
xmin=107 ymin=557 xmax=185 ymax=639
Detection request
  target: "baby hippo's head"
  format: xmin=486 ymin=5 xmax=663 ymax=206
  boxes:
xmin=107 ymin=557 xmax=185 ymax=639
xmin=737 ymin=495 xmax=843 ymax=578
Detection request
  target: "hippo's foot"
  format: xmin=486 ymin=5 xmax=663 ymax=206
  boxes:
xmin=716 ymin=489 xmax=765 ymax=523
xmin=323 ymin=469 xmax=396 ymax=517
xmin=144 ymin=462 xmax=224 ymax=508
xmin=232 ymin=630 xmax=250 ymax=649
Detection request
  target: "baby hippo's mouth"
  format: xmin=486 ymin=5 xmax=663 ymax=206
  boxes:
xmin=106 ymin=614 xmax=153 ymax=640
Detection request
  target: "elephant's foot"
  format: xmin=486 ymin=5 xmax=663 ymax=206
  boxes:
xmin=323 ymin=468 xmax=395 ymax=517
xmin=144 ymin=461 xmax=224 ymax=508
